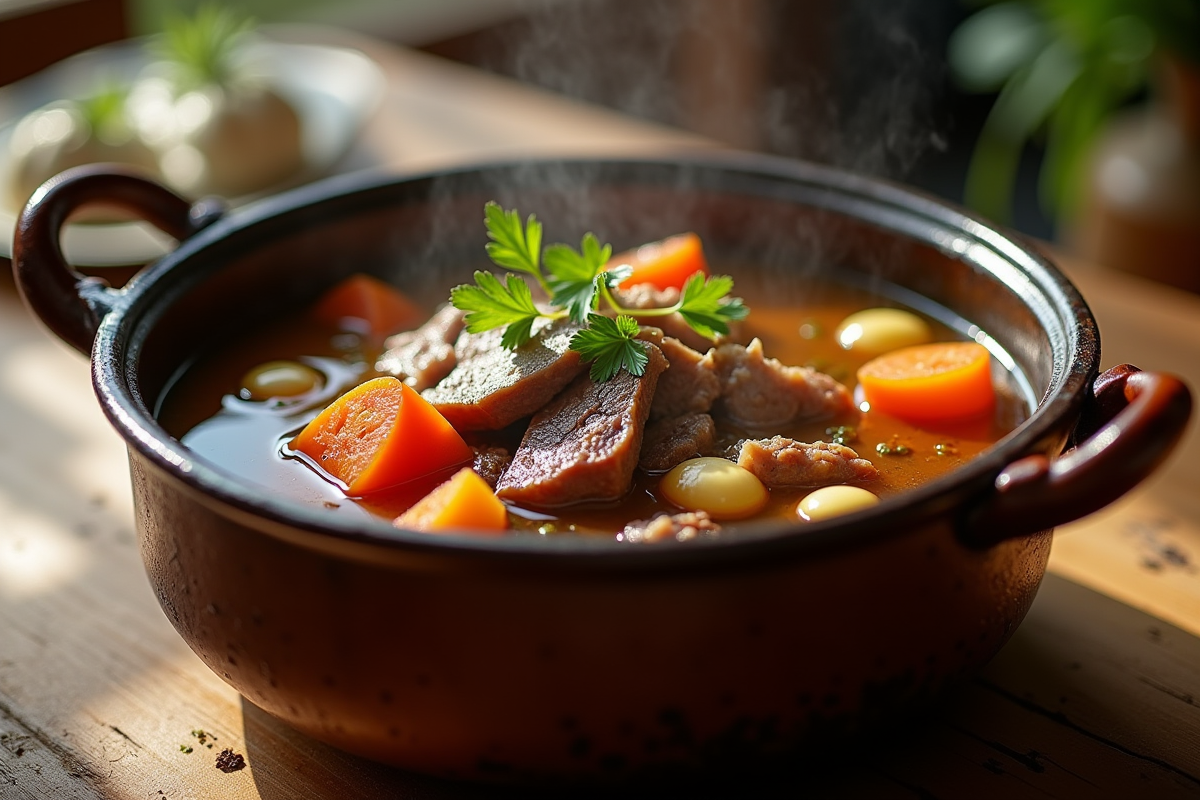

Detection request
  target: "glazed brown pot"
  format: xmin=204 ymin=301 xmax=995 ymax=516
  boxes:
xmin=12 ymin=156 xmax=1192 ymax=782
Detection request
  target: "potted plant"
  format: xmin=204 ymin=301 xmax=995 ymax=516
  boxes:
xmin=949 ymin=0 xmax=1200 ymax=292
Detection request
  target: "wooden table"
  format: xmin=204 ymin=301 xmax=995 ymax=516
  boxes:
xmin=2 ymin=28 xmax=1199 ymax=799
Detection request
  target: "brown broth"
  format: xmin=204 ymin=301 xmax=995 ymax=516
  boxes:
xmin=157 ymin=275 xmax=1029 ymax=537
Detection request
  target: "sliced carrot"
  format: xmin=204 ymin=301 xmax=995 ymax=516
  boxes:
xmin=394 ymin=467 xmax=508 ymax=534
xmin=857 ymin=342 xmax=995 ymax=424
xmin=613 ymin=232 xmax=708 ymax=291
xmin=311 ymin=274 xmax=424 ymax=338
xmin=290 ymin=376 xmax=472 ymax=496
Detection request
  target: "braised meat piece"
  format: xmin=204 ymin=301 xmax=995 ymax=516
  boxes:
xmin=471 ymin=445 xmax=512 ymax=489
xmin=650 ymin=337 xmax=721 ymax=420
xmin=496 ymin=344 xmax=668 ymax=506
xmin=712 ymin=338 xmax=855 ymax=427
xmin=735 ymin=436 xmax=878 ymax=487
xmin=639 ymin=412 xmax=716 ymax=473
xmin=620 ymin=510 xmax=721 ymax=543
xmin=422 ymin=319 xmax=585 ymax=430
xmin=375 ymin=304 xmax=465 ymax=391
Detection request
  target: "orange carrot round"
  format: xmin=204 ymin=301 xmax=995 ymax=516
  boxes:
xmin=395 ymin=467 xmax=508 ymax=534
xmin=857 ymin=341 xmax=995 ymax=423
xmin=290 ymin=376 xmax=472 ymax=496
xmin=613 ymin=232 xmax=708 ymax=291
xmin=311 ymin=274 xmax=424 ymax=338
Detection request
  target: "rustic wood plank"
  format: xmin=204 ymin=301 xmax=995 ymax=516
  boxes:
xmin=0 ymin=698 xmax=107 ymax=800
xmin=1049 ymin=255 xmax=1200 ymax=639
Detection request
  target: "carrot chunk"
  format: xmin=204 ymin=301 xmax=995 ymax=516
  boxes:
xmin=311 ymin=274 xmax=424 ymax=338
xmin=290 ymin=377 xmax=472 ymax=496
xmin=613 ymin=232 xmax=708 ymax=291
xmin=857 ymin=342 xmax=995 ymax=424
xmin=395 ymin=467 xmax=509 ymax=534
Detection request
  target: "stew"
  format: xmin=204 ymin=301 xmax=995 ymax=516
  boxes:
xmin=157 ymin=219 xmax=1030 ymax=542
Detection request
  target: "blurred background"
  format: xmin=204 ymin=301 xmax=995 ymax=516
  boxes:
xmin=2 ymin=0 xmax=1197 ymax=291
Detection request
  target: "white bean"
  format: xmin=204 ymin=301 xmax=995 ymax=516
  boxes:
xmin=240 ymin=360 xmax=323 ymax=400
xmin=660 ymin=457 xmax=768 ymax=520
xmin=836 ymin=308 xmax=932 ymax=356
xmin=796 ymin=485 xmax=879 ymax=522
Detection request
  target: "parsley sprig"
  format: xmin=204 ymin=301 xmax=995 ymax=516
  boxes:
xmin=450 ymin=201 xmax=748 ymax=381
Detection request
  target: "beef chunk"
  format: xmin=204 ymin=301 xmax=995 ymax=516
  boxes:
xmin=639 ymin=412 xmax=716 ymax=473
xmin=712 ymin=338 xmax=855 ymax=427
xmin=375 ymin=304 xmax=465 ymax=391
xmin=496 ymin=344 xmax=668 ymax=506
xmin=472 ymin=445 xmax=512 ymax=489
xmin=422 ymin=319 xmax=585 ymax=430
xmin=735 ymin=436 xmax=878 ymax=487
xmin=650 ymin=337 xmax=721 ymax=420
xmin=620 ymin=510 xmax=721 ymax=543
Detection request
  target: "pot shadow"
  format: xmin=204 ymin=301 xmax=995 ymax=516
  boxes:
xmin=238 ymin=695 xmax=967 ymax=800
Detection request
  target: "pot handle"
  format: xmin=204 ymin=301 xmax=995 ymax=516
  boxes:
xmin=960 ymin=364 xmax=1192 ymax=548
xmin=12 ymin=164 xmax=225 ymax=356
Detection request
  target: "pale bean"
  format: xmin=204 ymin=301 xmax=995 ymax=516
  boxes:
xmin=796 ymin=485 xmax=879 ymax=522
xmin=660 ymin=457 xmax=768 ymax=520
xmin=836 ymin=308 xmax=932 ymax=356
xmin=240 ymin=360 xmax=323 ymax=400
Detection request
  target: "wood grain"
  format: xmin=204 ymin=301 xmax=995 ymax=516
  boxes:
xmin=1050 ymin=255 xmax=1200 ymax=640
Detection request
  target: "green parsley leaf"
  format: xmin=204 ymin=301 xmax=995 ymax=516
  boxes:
xmin=450 ymin=270 xmax=541 ymax=349
xmin=544 ymin=244 xmax=596 ymax=323
xmin=453 ymin=202 xmax=747 ymax=380
xmin=544 ymin=234 xmax=613 ymax=324
xmin=543 ymin=235 xmax=607 ymax=282
xmin=483 ymin=201 xmax=542 ymax=277
xmin=551 ymin=273 xmax=602 ymax=325
xmin=598 ymin=265 xmax=633 ymax=289
xmin=675 ymin=272 xmax=750 ymax=338
xmin=569 ymin=314 xmax=649 ymax=382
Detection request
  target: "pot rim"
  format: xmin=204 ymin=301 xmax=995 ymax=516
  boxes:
xmin=92 ymin=151 xmax=1098 ymax=570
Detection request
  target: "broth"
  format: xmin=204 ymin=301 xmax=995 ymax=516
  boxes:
xmin=157 ymin=268 xmax=1029 ymax=537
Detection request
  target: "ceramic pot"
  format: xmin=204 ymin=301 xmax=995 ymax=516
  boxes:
xmin=12 ymin=155 xmax=1192 ymax=781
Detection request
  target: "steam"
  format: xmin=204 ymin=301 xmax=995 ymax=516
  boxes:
xmin=404 ymin=1 xmax=955 ymax=300
xmin=488 ymin=0 xmax=948 ymax=181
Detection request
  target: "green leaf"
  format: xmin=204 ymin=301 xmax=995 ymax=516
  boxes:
xmin=963 ymin=38 xmax=1082 ymax=222
xmin=988 ymin=38 xmax=1082 ymax=142
xmin=580 ymin=232 xmax=612 ymax=274
xmin=948 ymin=2 xmax=1048 ymax=92
xmin=499 ymin=316 xmax=538 ymax=350
xmin=570 ymin=314 xmax=649 ymax=382
xmin=484 ymin=201 xmax=542 ymax=276
xmin=460 ymin=201 xmax=745 ymax=376
xmin=542 ymin=242 xmax=593 ymax=282
xmin=155 ymin=3 xmax=254 ymax=91
xmin=450 ymin=271 xmax=541 ymax=348
xmin=544 ymin=234 xmax=612 ymax=324
xmin=675 ymin=273 xmax=750 ymax=338
xmin=599 ymin=265 xmax=633 ymax=289
xmin=1039 ymin=70 xmax=1117 ymax=216
xmin=551 ymin=274 xmax=602 ymax=325
xmin=80 ymin=83 xmax=136 ymax=143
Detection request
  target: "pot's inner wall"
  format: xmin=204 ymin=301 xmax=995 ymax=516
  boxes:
xmin=125 ymin=165 xmax=1064 ymax=429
